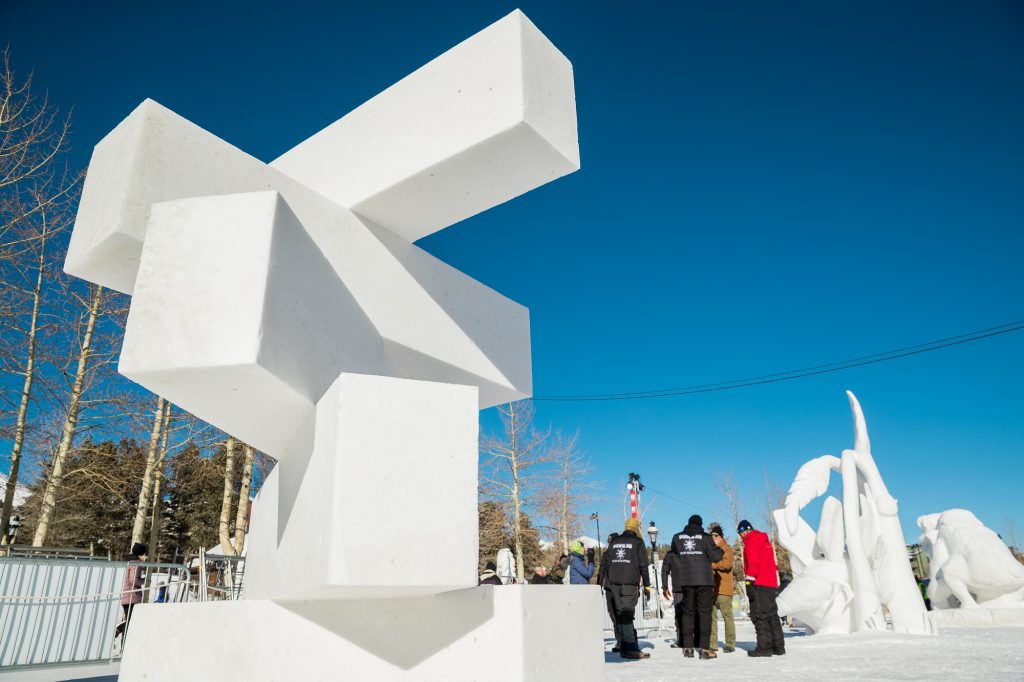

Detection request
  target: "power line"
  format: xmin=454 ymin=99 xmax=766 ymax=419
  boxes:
xmin=534 ymin=319 xmax=1024 ymax=402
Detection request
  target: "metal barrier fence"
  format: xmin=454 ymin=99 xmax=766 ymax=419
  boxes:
xmin=0 ymin=557 xmax=190 ymax=669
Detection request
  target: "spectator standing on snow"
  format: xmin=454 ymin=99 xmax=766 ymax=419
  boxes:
xmin=550 ymin=553 xmax=570 ymax=584
xmin=479 ymin=560 xmax=503 ymax=585
xmin=738 ymin=519 xmax=785 ymax=657
xmin=115 ymin=542 xmax=148 ymax=641
xmin=708 ymin=524 xmax=736 ymax=653
xmin=660 ymin=546 xmax=685 ymax=648
xmin=667 ymin=514 xmax=724 ymax=659
xmin=569 ymin=540 xmax=595 ymax=584
xmin=606 ymin=518 xmax=651 ymax=659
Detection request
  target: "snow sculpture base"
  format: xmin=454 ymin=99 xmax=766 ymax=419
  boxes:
xmin=928 ymin=607 xmax=1024 ymax=628
xmin=118 ymin=586 xmax=605 ymax=681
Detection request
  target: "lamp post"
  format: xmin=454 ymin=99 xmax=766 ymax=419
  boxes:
xmin=648 ymin=521 xmax=662 ymax=619
xmin=590 ymin=512 xmax=601 ymax=565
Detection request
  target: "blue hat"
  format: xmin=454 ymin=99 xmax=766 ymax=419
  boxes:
xmin=737 ymin=520 xmax=753 ymax=533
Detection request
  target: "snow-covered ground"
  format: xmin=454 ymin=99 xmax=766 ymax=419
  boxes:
xmin=605 ymin=621 xmax=1024 ymax=681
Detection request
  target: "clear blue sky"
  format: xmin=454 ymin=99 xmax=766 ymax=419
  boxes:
xmin=4 ymin=0 xmax=1022 ymax=544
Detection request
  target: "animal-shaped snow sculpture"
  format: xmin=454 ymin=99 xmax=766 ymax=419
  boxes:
xmin=774 ymin=391 xmax=936 ymax=635
xmin=774 ymin=496 xmax=854 ymax=633
xmin=918 ymin=509 xmax=1024 ymax=609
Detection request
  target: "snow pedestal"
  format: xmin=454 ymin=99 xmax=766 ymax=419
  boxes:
xmin=120 ymin=586 xmax=604 ymax=682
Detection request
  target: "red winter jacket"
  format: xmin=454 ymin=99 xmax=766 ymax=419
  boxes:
xmin=741 ymin=529 xmax=779 ymax=588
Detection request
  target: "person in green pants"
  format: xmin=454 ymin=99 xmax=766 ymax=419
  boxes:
xmin=708 ymin=524 xmax=736 ymax=652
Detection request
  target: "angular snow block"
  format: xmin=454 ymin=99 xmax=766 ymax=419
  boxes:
xmin=243 ymin=373 xmax=479 ymax=599
xmin=271 ymin=9 xmax=580 ymax=242
xmin=66 ymin=100 xmax=278 ymax=296
xmin=120 ymin=192 xmax=392 ymax=454
xmin=67 ymin=100 xmax=530 ymax=409
xmin=119 ymin=586 xmax=605 ymax=681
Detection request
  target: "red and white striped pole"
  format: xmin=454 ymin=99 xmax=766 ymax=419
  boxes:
xmin=628 ymin=481 xmax=638 ymax=519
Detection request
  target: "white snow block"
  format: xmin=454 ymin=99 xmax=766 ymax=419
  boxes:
xmin=119 ymin=586 xmax=605 ymax=682
xmin=120 ymin=192 xmax=392 ymax=454
xmin=243 ymin=373 xmax=479 ymax=599
xmin=928 ymin=607 xmax=1024 ymax=628
xmin=271 ymin=9 xmax=580 ymax=242
xmin=66 ymin=100 xmax=530 ymax=409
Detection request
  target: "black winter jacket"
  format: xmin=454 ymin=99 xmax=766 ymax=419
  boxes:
xmin=598 ymin=533 xmax=618 ymax=587
xmin=605 ymin=530 xmax=650 ymax=587
xmin=663 ymin=523 xmax=724 ymax=587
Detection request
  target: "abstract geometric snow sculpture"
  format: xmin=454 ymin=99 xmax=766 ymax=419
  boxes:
xmin=773 ymin=391 xmax=936 ymax=635
xmin=64 ymin=10 xmax=604 ymax=681
xmin=918 ymin=509 xmax=1024 ymax=609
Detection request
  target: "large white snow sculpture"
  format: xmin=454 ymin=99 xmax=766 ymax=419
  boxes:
xmin=65 ymin=10 xmax=604 ymax=681
xmin=774 ymin=391 xmax=936 ymax=635
xmin=918 ymin=509 xmax=1024 ymax=609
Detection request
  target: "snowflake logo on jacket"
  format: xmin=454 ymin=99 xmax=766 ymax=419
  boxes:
xmin=683 ymin=539 xmax=697 ymax=551
xmin=615 ymin=548 xmax=626 ymax=559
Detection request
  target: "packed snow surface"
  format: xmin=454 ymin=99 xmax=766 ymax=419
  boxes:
xmin=605 ymin=621 xmax=1024 ymax=681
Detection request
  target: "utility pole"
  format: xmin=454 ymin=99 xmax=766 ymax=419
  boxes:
xmin=627 ymin=473 xmax=644 ymax=520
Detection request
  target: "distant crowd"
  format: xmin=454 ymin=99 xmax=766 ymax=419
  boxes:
xmin=479 ymin=516 xmax=787 ymax=661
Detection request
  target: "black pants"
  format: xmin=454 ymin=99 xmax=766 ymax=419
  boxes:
xmin=115 ymin=603 xmax=135 ymax=639
xmin=748 ymin=584 xmax=785 ymax=653
xmin=607 ymin=583 xmax=641 ymax=652
xmin=680 ymin=585 xmax=714 ymax=649
xmin=605 ymin=589 xmax=622 ymax=648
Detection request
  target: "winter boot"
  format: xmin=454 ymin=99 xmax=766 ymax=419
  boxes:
xmin=683 ymin=647 xmax=694 ymax=658
xmin=722 ymin=646 xmax=736 ymax=653
xmin=747 ymin=648 xmax=773 ymax=657
xmin=699 ymin=649 xmax=718 ymax=659
xmin=620 ymin=650 xmax=650 ymax=660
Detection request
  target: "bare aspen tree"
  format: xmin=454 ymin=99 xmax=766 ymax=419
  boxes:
xmin=130 ymin=396 xmax=168 ymax=547
xmin=148 ymin=400 xmax=172 ymax=557
xmin=716 ymin=469 xmax=746 ymax=594
xmin=480 ymin=400 xmax=551 ymax=583
xmin=542 ymin=430 xmax=594 ymax=553
xmin=233 ymin=443 xmax=254 ymax=553
xmin=218 ymin=437 xmax=238 ymax=556
xmin=32 ymin=284 xmax=104 ymax=546
xmin=0 ymin=48 xmax=79 ymax=543
xmin=0 ymin=207 xmax=47 ymax=546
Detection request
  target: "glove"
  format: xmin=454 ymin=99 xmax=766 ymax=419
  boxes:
xmin=644 ymin=586 xmax=651 ymax=599
xmin=586 ymin=547 xmax=596 ymax=562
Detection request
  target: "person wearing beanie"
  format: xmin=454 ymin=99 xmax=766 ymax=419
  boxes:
xmin=478 ymin=560 xmax=503 ymax=585
xmin=738 ymin=520 xmax=784 ymax=657
xmin=605 ymin=518 xmax=651 ymax=659
xmin=707 ymin=524 xmax=736 ymax=653
xmin=664 ymin=514 xmax=724 ymax=659
xmin=569 ymin=539 xmax=595 ymax=584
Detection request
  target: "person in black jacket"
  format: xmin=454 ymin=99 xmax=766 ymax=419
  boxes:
xmin=598 ymin=533 xmax=621 ymax=650
xmin=606 ymin=518 xmax=651 ymax=659
xmin=666 ymin=515 xmax=724 ymax=659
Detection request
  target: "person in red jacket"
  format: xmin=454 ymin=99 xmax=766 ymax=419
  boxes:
xmin=738 ymin=520 xmax=785 ymax=657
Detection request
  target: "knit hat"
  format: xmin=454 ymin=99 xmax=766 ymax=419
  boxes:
xmin=569 ymin=540 xmax=585 ymax=556
xmin=688 ymin=514 xmax=703 ymax=527
xmin=131 ymin=542 xmax=148 ymax=558
xmin=624 ymin=518 xmax=641 ymax=534
xmin=737 ymin=519 xmax=753 ymax=533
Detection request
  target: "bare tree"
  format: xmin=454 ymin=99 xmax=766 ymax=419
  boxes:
xmin=480 ymin=400 xmax=552 ymax=583
xmin=0 ymin=47 xmax=80 ymax=543
xmin=148 ymin=400 xmax=172 ymax=557
xmin=232 ymin=443 xmax=254 ymax=553
xmin=32 ymin=284 xmax=104 ymax=546
xmin=218 ymin=437 xmax=238 ymax=556
xmin=539 ymin=430 xmax=595 ymax=553
xmin=130 ymin=396 xmax=168 ymax=547
xmin=716 ymin=469 xmax=746 ymax=594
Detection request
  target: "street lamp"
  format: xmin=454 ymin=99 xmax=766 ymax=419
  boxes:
xmin=590 ymin=512 xmax=601 ymax=565
xmin=648 ymin=521 xmax=662 ymax=619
